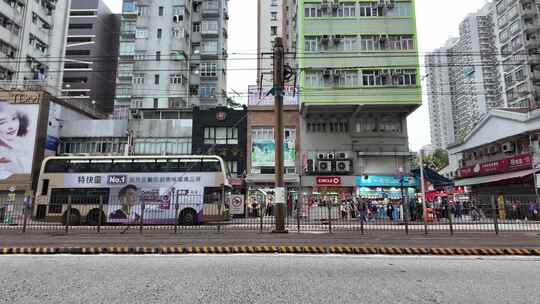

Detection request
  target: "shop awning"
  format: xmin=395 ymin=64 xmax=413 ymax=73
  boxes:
xmin=454 ymin=168 xmax=539 ymax=186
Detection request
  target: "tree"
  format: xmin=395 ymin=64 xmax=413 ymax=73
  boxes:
xmin=412 ymin=149 xmax=449 ymax=172
xmin=226 ymin=97 xmax=242 ymax=108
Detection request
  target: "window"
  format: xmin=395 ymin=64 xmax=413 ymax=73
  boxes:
xmin=305 ymin=36 xmax=319 ymax=52
xmin=158 ymin=6 xmax=163 ymax=16
xmin=338 ymin=70 xmax=359 ymax=87
xmin=154 ymin=74 xmax=160 ymax=84
xmin=359 ymin=35 xmax=381 ymax=51
xmin=68 ymin=24 xmax=93 ymax=29
xmin=337 ymin=3 xmax=355 ymax=17
xmin=157 ymin=28 xmax=162 ymax=38
xmin=504 ymin=74 xmax=513 ymax=86
xmin=388 ymin=35 xmax=414 ymax=50
xmin=137 ymin=6 xmax=148 ymax=16
xmin=134 ymin=73 xmax=145 ymax=84
xmin=119 ymin=42 xmax=135 ymax=55
xmin=199 ymin=86 xmax=216 ymax=97
xmin=156 ymin=51 xmax=161 ymax=61
xmin=204 ymin=127 xmax=239 ymax=145
xmin=202 ymin=20 xmax=218 ymax=32
xmin=131 ymin=98 xmax=144 ymax=108
xmin=67 ymin=36 xmax=93 ymax=43
xmin=134 ymin=51 xmax=146 ymax=60
xmin=226 ymin=161 xmax=238 ymax=174
xmin=271 ymin=26 xmax=277 ymax=36
xmin=393 ymin=69 xmax=417 ymax=86
xmin=271 ymin=11 xmax=278 ymax=21
xmin=305 ymin=72 xmax=322 ymax=87
xmin=359 ymin=3 xmax=379 ymax=17
xmin=362 ymin=70 xmax=384 ymax=86
xmin=202 ymin=40 xmax=218 ymax=53
xmin=515 ymin=67 xmax=526 ymax=81
xmin=172 ymin=27 xmax=184 ymax=38
xmin=169 ymin=73 xmax=183 ymax=85
xmin=304 ymin=4 xmax=322 ymax=17
xmin=169 ymin=98 xmax=184 ymax=108
xmin=136 ymin=28 xmax=148 ymax=38
xmin=384 ymin=3 xmax=412 ymax=17
xmin=153 ymin=98 xmax=159 ymax=108
xmin=193 ymin=23 xmax=200 ymax=32
xmin=341 ymin=36 xmax=357 ymax=51
xmin=201 ymin=62 xmax=218 ymax=77
xmin=66 ymin=49 xmax=90 ymax=56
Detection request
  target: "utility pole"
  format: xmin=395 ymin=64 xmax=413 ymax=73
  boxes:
xmin=419 ymin=150 xmax=428 ymax=235
xmin=273 ymin=37 xmax=287 ymax=233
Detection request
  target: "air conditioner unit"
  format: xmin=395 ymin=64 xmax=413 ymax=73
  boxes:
xmin=317 ymin=153 xmax=326 ymax=160
xmin=323 ymin=69 xmax=332 ymax=78
xmin=320 ymin=35 xmax=330 ymax=44
xmin=317 ymin=160 xmax=333 ymax=173
xmin=502 ymin=142 xmax=515 ymax=153
xmin=338 ymin=152 xmax=349 ymax=159
xmin=327 ymin=153 xmax=336 ymax=160
xmin=321 ymin=0 xmax=330 ymax=9
xmin=336 ymin=160 xmax=351 ymax=173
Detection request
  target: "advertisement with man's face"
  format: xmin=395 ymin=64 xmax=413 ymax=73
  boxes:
xmin=63 ymin=172 xmax=219 ymax=224
xmin=0 ymin=99 xmax=39 ymax=180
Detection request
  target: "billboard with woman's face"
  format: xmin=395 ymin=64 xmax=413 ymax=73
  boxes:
xmin=0 ymin=100 xmax=39 ymax=180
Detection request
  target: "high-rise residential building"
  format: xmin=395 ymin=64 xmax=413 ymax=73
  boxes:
xmin=257 ymin=0 xmax=297 ymax=86
xmin=0 ymin=0 xmax=71 ymax=95
xmin=426 ymin=40 xmax=456 ymax=150
xmin=114 ymin=0 xmax=229 ymax=120
xmin=427 ymin=3 xmax=503 ymax=146
xmin=494 ymin=0 xmax=540 ymax=109
xmin=449 ymin=4 xmax=503 ymax=142
xmin=295 ymin=0 xmax=421 ymax=199
xmin=62 ymin=0 xmax=120 ymax=115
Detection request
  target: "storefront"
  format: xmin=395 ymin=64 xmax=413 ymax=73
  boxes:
xmin=454 ymin=153 xmax=538 ymax=196
xmin=356 ymin=175 xmax=417 ymax=201
xmin=301 ymin=176 xmax=357 ymax=200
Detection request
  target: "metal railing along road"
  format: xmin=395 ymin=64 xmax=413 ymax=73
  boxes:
xmin=1 ymin=194 xmax=539 ymax=235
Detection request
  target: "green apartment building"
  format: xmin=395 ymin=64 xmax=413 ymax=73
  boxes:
xmin=297 ymin=0 xmax=421 ymax=200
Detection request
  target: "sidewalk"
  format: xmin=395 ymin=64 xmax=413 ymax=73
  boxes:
xmin=1 ymin=230 xmax=539 ymax=249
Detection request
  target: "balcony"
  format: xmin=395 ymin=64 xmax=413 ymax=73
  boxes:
xmin=522 ymin=20 xmax=540 ymax=34
xmin=524 ymin=36 xmax=540 ymax=49
xmin=521 ymin=1 xmax=537 ymax=18
xmin=122 ymin=2 xmax=138 ymax=18
xmin=531 ymin=70 xmax=540 ymax=82
xmin=120 ymin=30 xmax=136 ymax=40
xmin=202 ymin=1 xmax=220 ymax=16
xmin=201 ymin=28 xmax=219 ymax=37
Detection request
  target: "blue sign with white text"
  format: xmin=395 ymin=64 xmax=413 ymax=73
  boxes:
xmin=356 ymin=175 xmax=418 ymax=187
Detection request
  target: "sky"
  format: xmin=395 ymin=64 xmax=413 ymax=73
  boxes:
xmin=103 ymin=0 xmax=491 ymax=152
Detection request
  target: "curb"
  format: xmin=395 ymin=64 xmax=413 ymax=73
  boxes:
xmin=1 ymin=246 xmax=540 ymax=256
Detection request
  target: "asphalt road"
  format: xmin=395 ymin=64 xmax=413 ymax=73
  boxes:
xmin=1 ymin=255 xmax=539 ymax=304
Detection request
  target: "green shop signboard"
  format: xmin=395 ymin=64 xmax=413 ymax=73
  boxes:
xmin=251 ymin=139 xmax=295 ymax=167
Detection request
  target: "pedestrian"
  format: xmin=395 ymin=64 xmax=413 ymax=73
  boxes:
xmin=386 ymin=202 xmax=393 ymax=221
xmin=456 ymin=201 xmax=464 ymax=220
xmin=528 ymin=201 xmax=538 ymax=220
xmin=340 ymin=201 xmax=347 ymax=219
xmin=349 ymin=199 xmax=356 ymax=219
